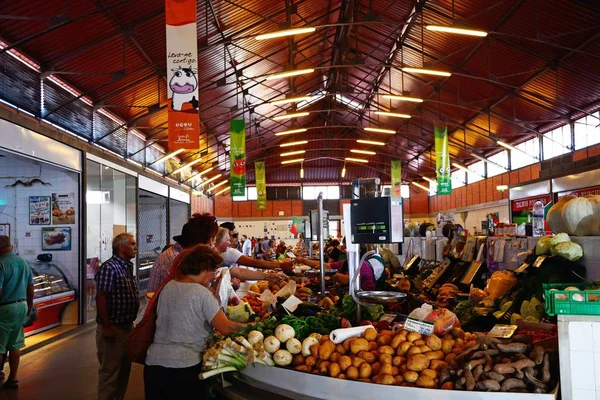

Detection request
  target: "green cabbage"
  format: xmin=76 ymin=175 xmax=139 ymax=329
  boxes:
xmin=550 ymin=233 xmax=570 ymax=247
xmin=227 ymin=302 xmax=253 ymax=322
xmin=535 ymin=237 xmax=552 ymax=255
xmin=554 ymin=241 xmax=583 ymax=262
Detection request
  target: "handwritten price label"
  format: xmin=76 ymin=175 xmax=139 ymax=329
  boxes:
xmin=404 ymin=317 xmax=434 ymax=336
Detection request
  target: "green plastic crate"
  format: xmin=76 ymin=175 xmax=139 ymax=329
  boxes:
xmin=543 ymin=283 xmax=600 ymax=316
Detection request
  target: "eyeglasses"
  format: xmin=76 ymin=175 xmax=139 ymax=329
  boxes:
xmin=230 ymin=233 xmax=239 ymax=239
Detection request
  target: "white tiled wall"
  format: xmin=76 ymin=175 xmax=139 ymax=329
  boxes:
xmin=0 ymin=154 xmax=80 ymax=292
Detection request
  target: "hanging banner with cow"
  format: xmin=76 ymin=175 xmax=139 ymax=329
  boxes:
xmin=434 ymin=124 xmax=452 ymax=195
xmin=230 ymin=120 xmax=246 ymax=196
xmin=255 ymin=161 xmax=267 ymax=210
xmin=166 ymin=0 xmax=200 ymax=150
xmin=391 ymin=160 xmax=402 ymax=197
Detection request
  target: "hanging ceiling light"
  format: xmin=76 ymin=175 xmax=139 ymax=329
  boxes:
xmin=497 ymin=140 xmax=539 ymax=160
xmin=255 ymin=27 xmax=316 ymax=41
xmin=272 ymin=112 xmax=310 ymax=120
xmin=375 ymin=111 xmax=411 ymax=119
xmin=357 ymin=139 xmax=385 ymax=146
xmin=471 ymin=153 xmax=509 ymax=170
xmin=171 ymin=157 xmax=203 ymax=174
xmin=275 ymin=128 xmax=307 ymax=136
xmin=215 ymin=186 xmax=231 ymax=196
xmin=265 ymin=69 xmax=314 ymax=81
xmin=280 ymin=150 xmax=306 ymax=157
xmin=341 ymin=165 xmax=346 ymax=178
xmin=150 ymin=149 xmax=185 ymax=165
xmin=280 ymin=140 xmax=308 ymax=147
xmin=184 ymin=167 xmax=214 ymax=182
xmin=209 ymin=180 xmax=227 ymax=192
xmin=364 ymin=127 xmax=395 ymax=134
xmin=345 ymin=157 xmax=368 ymax=163
xmin=412 ymin=181 xmax=430 ymax=191
xmin=422 ymin=176 xmax=434 ymax=183
xmin=402 ymin=67 xmax=451 ymax=77
xmin=426 ymin=25 xmax=488 ymax=37
xmin=198 ymin=174 xmax=222 ymax=187
xmin=300 ymin=162 xmax=304 ymax=179
xmin=269 ymin=96 xmax=313 ymax=106
xmin=282 ymin=158 xmax=304 ymax=165
xmin=351 ymin=149 xmax=376 ymax=155
xmin=382 ymin=94 xmax=424 ymax=103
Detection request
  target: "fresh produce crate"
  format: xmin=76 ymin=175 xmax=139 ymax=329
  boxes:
xmin=543 ymin=283 xmax=600 ymax=316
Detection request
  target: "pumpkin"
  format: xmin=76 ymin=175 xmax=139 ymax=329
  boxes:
xmin=585 ymin=195 xmax=600 ymax=236
xmin=561 ymin=197 xmax=595 ymax=236
xmin=546 ymin=195 xmax=576 ymax=234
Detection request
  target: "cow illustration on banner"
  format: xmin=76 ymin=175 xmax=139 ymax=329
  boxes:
xmin=166 ymin=0 xmax=200 ymax=150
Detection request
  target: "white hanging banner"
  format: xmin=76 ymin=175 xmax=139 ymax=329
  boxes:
xmin=166 ymin=0 xmax=200 ymax=150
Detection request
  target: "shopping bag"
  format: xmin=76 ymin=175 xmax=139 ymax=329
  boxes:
xmin=23 ymin=307 xmax=39 ymax=328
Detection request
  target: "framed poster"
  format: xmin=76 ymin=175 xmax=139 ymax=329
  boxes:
xmin=51 ymin=193 xmax=76 ymax=225
xmin=42 ymin=227 xmax=71 ymax=251
xmin=0 ymin=223 xmax=9 ymax=239
xmin=29 ymin=196 xmax=51 ymax=225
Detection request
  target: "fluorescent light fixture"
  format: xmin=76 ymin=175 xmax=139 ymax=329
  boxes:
xmin=422 ymin=176 xmax=434 ymax=183
xmin=215 ymin=186 xmax=231 ymax=196
xmin=357 ymin=139 xmax=385 ymax=146
xmin=452 ymin=162 xmax=471 ymax=173
xmin=412 ymin=181 xmax=430 ymax=191
xmin=209 ymin=180 xmax=228 ymax=192
xmin=281 ymin=150 xmax=306 ymax=157
xmin=471 ymin=153 xmax=509 ymax=170
xmin=382 ymin=95 xmax=424 ymax=103
xmin=364 ymin=127 xmax=395 ymax=134
xmin=269 ymin=96 xmax=313 ymax=106
xmin=341 ymin=166 xmax=346 ymax=178
xmin=426 ymin=25 xmax=488 ymax=37
xmin=497 ymin=140 xmax=539 ymax=160
xmin=126 ymin=159 xmax=143 ymax=167
xmin=345 ymin=157 xmax=368 ymax=163
xmin=171 ymin=157 xmax=203 ymax=174
xmin=198 ymin=174 xmax=222 ymax=187
xmin=282 ymin=158 xmax=304 ymax=165
xmin=275 ymin=128 xmax=307 ymax=136
xmin=272 ymin=112 xmax=310 ymax=120
xmin=150 ymin=149 xmax=184 ymax=165
xmin=300 ymin=166 xmax=304 ymax=179
xmin=375 ymin=111 xmax=411 ymax=119
xmin=185 ymin=167 xmax=214 ymax=182
xmin=255 ymin=27 xmax=316 ymax=41
xmin=280 ymin=140 xmax=308 ymax=147
xmin=351 ymin=149 xmax=376 ymax=155
xmin=402 ymin=67 xmax=451 ymax=77
xmin=265 ymin=69 xmax=314 ymax=81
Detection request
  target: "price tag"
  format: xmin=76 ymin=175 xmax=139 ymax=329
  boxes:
xmin=379 ymin=313 xmax=398 ymax=323
xmin=403 ymin=317 xmax=434 ymax=336
xmin=533 ymin=255 xmax=547 ymax=268
xmin=282 ymin=295 xmax=303 ymax=313
xmin=515 ymin=262 xmax=530 ymax=274
xmin=488 ymin=324 xmax=518 ymax=338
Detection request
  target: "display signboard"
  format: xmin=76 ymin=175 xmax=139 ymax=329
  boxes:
xmin=556 ymin=185 xmax=600 ymax=199
xmin=511 ymin=194 xmax=552 ymax=227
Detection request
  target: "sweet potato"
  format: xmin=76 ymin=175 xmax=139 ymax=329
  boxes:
xmin=465 ymin=369 xmax=475 ymax=391
xmin=525 ymin=370 xmax=546 ymax=390
xmin=493 ymin=363 xmax=516 ymax=375
xmin=511 ymin=358 xmax=535 ymax=371
xmin=496 ymin=342 xmax=529 ymax=354
xmin=500 ymin=378 xmax=527 ymax=392
xmin=465 ymin=357 xmax=486 ymax=370
xmin=485 ymin=371 xmax=505 ymax=382
xmin=530 ymin=346 xmax=545 ymax=365
xmin=472 ymin=364 xmax=484 ymax=382
xmin=541 ymin=353 xmax=550 ymax=383
xmin=407 ymin=354 xmax=430 ymax=372
xmin=477 ymin=380 xmax=501 ymax=391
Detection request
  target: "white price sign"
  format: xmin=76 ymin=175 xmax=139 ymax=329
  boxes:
xmin=403 ymin=317 xmax=434 ymax=336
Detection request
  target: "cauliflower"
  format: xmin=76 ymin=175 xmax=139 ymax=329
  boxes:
xmin=535 ymin=236 xmax=552 ymax=255
xmin=550 ymin=232 xmax=570 ymax=247
xmin=554 ymin=241 xmax=583 ymax=262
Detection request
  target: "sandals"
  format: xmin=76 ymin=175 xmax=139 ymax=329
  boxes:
xmin=3 ymin=380 xmax=18 ymax=389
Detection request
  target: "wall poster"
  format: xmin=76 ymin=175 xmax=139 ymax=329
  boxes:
xmin=42 ymin=227 xmax=71 ymax=251
xmin=29 ymin=196 xmax=51 ymax=225
xmin=51 ymin=193 xmax=76 ymax=225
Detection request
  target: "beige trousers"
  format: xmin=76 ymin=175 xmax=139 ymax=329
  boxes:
xmin=96 ymin=324 xmax=132 ymax=400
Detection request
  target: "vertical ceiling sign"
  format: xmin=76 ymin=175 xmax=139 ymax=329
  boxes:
xmin=255 ymin=161 xmax=267 ymax=210
xmin=435 ymin=124 xmax=452 ymax=195
xmin=230 ymin=120 xmax=246 ymax=196
xmin=391 ymin=160 xmax=402 ymax=197
xmin=166 ymin=0 xmax=200 ymax=150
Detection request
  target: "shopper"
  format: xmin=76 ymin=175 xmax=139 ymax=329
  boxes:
xmin=95 ymin=233 xmax=140 ymax=400
xmin=144 ymin=245 xmax=247 ymax=400
xmin=0 ymin=236 xmax=34 ymax=390
xmin=241 ymin=234 xmax=252 ymax=257
xmin=260 ymin=236 xmax=270 ymax=259
xmin=147 ymin=213 xmax=219 ymax=292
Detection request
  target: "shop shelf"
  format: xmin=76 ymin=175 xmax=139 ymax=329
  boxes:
xmin=543 ymin=283 xmax=600 ymax=316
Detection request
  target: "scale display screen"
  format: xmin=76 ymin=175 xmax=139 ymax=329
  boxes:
xmin=356 ymin=223 xmax=387 ymax=233
xmin=350 ymin=197 xmax=403 ymax=244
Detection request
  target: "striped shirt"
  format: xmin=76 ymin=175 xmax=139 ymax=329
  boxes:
xmin=147 ymin=243 xmax=183 ymax=292
xmin=95 ymin=255 xmax=139 ymax=325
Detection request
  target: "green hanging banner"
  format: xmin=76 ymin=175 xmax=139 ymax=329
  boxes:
xmin=229 ymin=120 xmax=246 ymax=196
xmin=255 ymin=161 xmax=267 ymax=210
xmin=390 ymin=160 xmax=402 ymax=197
xmin=434 ymin=124 xmax=452 ymax=195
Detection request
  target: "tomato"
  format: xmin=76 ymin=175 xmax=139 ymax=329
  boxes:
xmin=232 ymin=156 xmax=246 ymax=175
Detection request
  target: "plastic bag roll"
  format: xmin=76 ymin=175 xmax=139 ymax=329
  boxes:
xmin=329 ymin=326 xmax=371 ymax=344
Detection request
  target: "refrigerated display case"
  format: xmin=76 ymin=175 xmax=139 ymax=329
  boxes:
xmin=137 ymin=189 xmax=168 ymax=295
xmin=26 ymin=260 xmax=76 ymax=336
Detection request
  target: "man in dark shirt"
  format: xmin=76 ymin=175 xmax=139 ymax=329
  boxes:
xmin=95 ymin=233 xmax=139 ymax=400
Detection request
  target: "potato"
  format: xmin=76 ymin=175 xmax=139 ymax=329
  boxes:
xmin=451 ymin=327 xmax=464 ymax=338
xmin=371 ymin=361 xmax=382 ymax=375
xmin=335 ymin=344 xmax=347 ymax=355
xmin=455 ymin=338 xmax=464 ymax=348
xmin=392 ymin=356 xmax=406 ymax=366
xmin=320 ymin=335 xmax=330 ymax=343
xmin=336 ymin=374 xmax=346 ymax=380
xmin=378 ymin=345 xmax=395 ymax=355
xmin=399 ymin=365 xmax=408 ymax=374
xmin=429 ymin=360 xmax=448 ymax=371
xmin=407 ymin=332 xmax=422 ymax=343
xmin=442 ymin=333 xmax=453 ymax=341
xmin=425 ymin=335 xmax=442 ymax=351
xmin=444 ymin=353 xmax=457 ymax=365
xmin=407 ymin=354 xmax=430 ymax=372
xmin=414 ymin=339 xmax=426 ymax=346
xmin=305 ymin=355 xmax=317 ymax=367
xmin=379 ymin=354 xmax=393 ymax=365
xmin=394 ymin=375 xmax=404 ymax=385
xmin=421 ymin=369 xmax=438 ymax=379
xmin=441 ymin=339 xmax=454 ymax=355
xmin=319 ymin=361 xmax=331 ymax=374
xmin=358 ymin=378 xmax=372 ymax=383
xmin=319 ymin=340 xmax=336 ymax=360
xmin=390 ymin=334 xmax=406 ymax=349
xmin=359 ymin=363 xmax=372 ymax=379
xmin=368 ymin=341 xmax=379 ymax=351
xmin=329 ymin=362 xmax=341 ymax=377
xmin=379 ymin=363 xmax=394 ymax=376
xmin=377 ymin=335 xmax=392 ymax=346
xmin=424 ymin=350 xmax=444 ymax=361
xmin=346 ymin=366 xmax=359 ymax=380
xmin=370 ymin=350 xmax=379 ymax=359
xmin=358 ymin=351 xmax=376 ymax=364
xmin=392 ymin=366 xmax=400 ymax=376
xmin=351 ymin=338 xmax=369 ymax=355
xmin=312 ymin=369 xmax=321 ymax=375
xmin=338 ymin=355 xmax=352 ymax=371
xmin=352 ymin=357 xmax=366 ymax=368
xmin=407 ymin=346 xmax=422 ymax=357
xmin=292 ymin=354 xmax=306 ymax=366
xmin=416 ymin=375 xmax=436 ymax=389
xmin=329 ymin=352 xmax=341 ymax=363
xmin=364 ymin=328 xmax=377 ymax=341
xmin=441 ymin=381 xmax=454 ymax=390
xmin=295 ymin=365 xmax=311 ymax=373
xmin=378 ymin=374 xmax=395 ymax=385
xmin=342 ymin=338 xmax=354 ymax=351
xmin=419 ymin=345 xmax=432 ymax=353
xmin=403 ymin=371 xmax=419 ymax=383
xmin=310 ymin=343 xmax=320 ymax=358
xmin=398 ymin=342 xmax=413 ymax=356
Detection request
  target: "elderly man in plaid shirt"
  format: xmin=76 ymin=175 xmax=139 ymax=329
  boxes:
xmin=95 ymin=233 xmax=140 ymax=400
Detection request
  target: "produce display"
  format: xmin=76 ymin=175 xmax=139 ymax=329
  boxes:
xmin=546 ymin=194 xmax=600 ymax=236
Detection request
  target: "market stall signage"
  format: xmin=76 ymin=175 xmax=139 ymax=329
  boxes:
xmin=511 ymin=194 xmax=552 ymax=228
xmin=515 ymin=262 xmax=530 ymax=274
xmin=488 ymin=324 xmax=518 ymax=338
xmin=556 ymin=185 xmax=600 ymax=199
xmin=533 ymin=255 xmax=546 ymax=268
xmin=434 ymin=124 xmax=452 ymax=195
xmin=230 ymin=120 xmax=246 ymax=196
xmin=166 ymin=0 xmax=200 ymax=150
xmin=255 ymin=161 xmax=267 ymax=210
xmin=390 ymin=160 xmax=402 ymax=196
xmin=403 ymin=317 xmax=434 ymax=336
